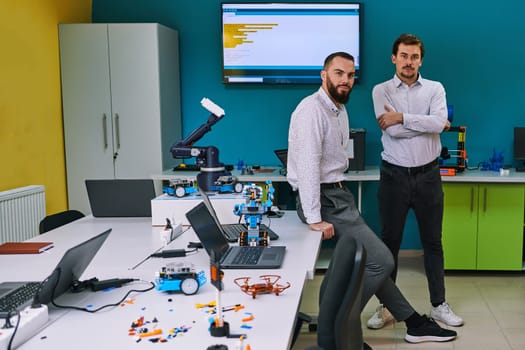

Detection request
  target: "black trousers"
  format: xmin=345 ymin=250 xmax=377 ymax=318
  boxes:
xmin=378 ymin=160 xmax=446 ymax=305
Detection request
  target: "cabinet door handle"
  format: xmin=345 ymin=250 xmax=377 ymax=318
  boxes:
xmin=114 ymin=113 xmax=121 ymax=150
xmin=483 ymin=187 xmax=487 ymax=213
xmin=102 ymin=113 xmax=108 ymax=149
xmin=470 ymin=186 xmax=474 ymax=212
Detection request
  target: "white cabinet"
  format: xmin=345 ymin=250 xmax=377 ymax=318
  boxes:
xmin=59 ymin=23 xmax=181 ymax=214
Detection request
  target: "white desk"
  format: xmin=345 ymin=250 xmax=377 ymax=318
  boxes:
xmin=1 ymin=212 xmax=321 ymax=350
xmin=440 ymin=168 xmax=525 ymax=183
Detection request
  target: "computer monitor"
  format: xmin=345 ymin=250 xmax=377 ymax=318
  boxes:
xmin=513 ymin=127 xmax=525 ymax=171
xmin=221 ymin=2 xmax=361 ymax=84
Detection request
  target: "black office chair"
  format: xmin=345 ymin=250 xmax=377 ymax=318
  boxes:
xmin=39 ymin=209 xmax=85 ymax=234
xmin=293 ymin=235 xmax=367 ymax=350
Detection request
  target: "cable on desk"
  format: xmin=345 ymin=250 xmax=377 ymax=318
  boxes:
xmin=149 ymin=247 xmax=199 ymax=258
xmin=52 ymin=280 xmax=155 ymax=313
xmin=1 ymin=310 xmax=21 ymax=350
xmin=47 ymin=268 xmax=155 ymax=313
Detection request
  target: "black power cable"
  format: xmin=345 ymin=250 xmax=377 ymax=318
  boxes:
xmin=1 ymin=310 xmax=21 ymax=350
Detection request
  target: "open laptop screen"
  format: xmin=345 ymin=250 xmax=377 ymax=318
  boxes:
xmin=85 ymin=179 xmax=155 ymax=217
xmin=186 ymin=202 xmax=230 ymax=261
xmin=36 ymin=229 xmax=111 ymax=305
xmin=274 ymin=149 xmax=288 ymax=168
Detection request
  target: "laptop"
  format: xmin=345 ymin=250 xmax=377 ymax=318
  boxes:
xmin=198 ymin=188 xmax=280 ymax=242
xmin=85 ymin=179 xmax=156 ymax=217
xmin=221 ymin=223 xmax=279 ymax=242
xmin=274 ymin=149 xmax=288 ymax=168
xmin=0 ymin=229 xmax=111 ymax=317
xmin=186 ymin=201 xmax=286 ymax=269
xmin=274 ymin=149 xmax=288 ymax=176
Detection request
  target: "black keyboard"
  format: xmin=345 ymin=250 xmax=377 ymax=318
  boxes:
xmin=231 ymin=246 xmax=264 ymax=265
xmin=221 ymin=224 xmax=279 ymax=242
xmin=0 ymin=282 xmax=41 ymax=316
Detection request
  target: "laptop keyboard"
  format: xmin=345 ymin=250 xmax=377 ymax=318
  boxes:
xmin=231 ymin=246 xmax=265 ymax=265
xmin=0 ymin=282 xmax=41 ymax=315
xmin=222 ymin=224 xmax=279 ymax=242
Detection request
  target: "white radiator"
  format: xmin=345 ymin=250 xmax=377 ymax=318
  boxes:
xmin=0 ymin=185 xmax=46 ymax=243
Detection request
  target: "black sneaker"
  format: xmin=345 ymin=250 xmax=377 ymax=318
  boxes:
xmin=405 ymin=316 xmax=457 ymax=343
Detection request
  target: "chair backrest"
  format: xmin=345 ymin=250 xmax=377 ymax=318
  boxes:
xmin=317 ymin=235 xmax=366 ymax=350
xmin=39 ymin=209 xmax=85 ymax=234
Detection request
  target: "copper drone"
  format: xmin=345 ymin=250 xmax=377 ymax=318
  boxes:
xmin=233 ymin=274 xmax=291 ymax=298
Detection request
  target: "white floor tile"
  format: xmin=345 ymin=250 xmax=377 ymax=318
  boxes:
xmin=293 ymin=253 xmax=525 ymax=350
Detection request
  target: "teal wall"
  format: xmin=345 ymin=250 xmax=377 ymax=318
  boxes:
xmin=92 ymin=0 xmax=525 ymax=249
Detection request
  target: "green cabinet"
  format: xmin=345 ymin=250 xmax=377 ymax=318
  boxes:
xmin=442 ymin=184 xmax=478 ymax=269
xmin=442 ymin=183 xmax=524 ymax=270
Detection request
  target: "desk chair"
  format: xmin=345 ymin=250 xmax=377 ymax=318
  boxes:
xmin=293 ymin=235 xmax=367 ymax=350
xmin=39 ymin=209 xmax=85 ymax=234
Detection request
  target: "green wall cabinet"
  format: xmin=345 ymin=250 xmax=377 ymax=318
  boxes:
xmin=442 ymin=183 xmax=524 ymax=270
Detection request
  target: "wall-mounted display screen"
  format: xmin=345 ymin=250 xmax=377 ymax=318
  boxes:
xmin=221 ymin=2 xmax=361 ymax=84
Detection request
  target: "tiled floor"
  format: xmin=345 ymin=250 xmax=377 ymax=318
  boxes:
xmin=293 ymin=251 xmax=525 ymax=350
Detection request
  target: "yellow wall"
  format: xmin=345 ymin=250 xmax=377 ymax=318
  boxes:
xmin=0 ymin=1 xmax=91 ymax=214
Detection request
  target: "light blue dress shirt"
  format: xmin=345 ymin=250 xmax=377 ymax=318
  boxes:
xmin=372 ymin=74 xmax=448 ymax=167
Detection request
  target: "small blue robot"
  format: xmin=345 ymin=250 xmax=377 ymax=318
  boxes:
xmin=155 ymin=262 xmax=206 ymax=295
xmin=163 ymin=178 xmax=198 ymax=198
xmin=210 ymin=175 xmax=244 ymax=194
xmin=233 ymin=181 xmax=274 ymax=246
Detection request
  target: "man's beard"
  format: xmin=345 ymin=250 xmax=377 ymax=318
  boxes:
xmin=400 ymin=65 xmax=417 ymax=81
xmin=327 ymin=77 xmax=352 ymax=104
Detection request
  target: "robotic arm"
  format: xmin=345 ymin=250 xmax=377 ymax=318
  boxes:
xmin=170 ymin=98 xmax=225 ymax=166
xmin=170 ymin=98 xmax=231 ymax=191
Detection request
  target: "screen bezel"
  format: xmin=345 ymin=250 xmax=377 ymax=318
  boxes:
xmin=221 ymin=2 xmax=362 ymax=85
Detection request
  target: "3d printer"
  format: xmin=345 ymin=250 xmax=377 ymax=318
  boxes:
xmin=170 ymin=98 xmax=232 ymax=191
xmin=439 ymin=126 xmax=467 ymax=176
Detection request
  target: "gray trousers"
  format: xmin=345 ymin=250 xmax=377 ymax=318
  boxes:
xmin=296 ymin=186 xmax=415 ymax=322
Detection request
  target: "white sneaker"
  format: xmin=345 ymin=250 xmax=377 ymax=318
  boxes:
xmin=367 ymin=304 xmax=394 ymax=329
xmin=430 ymin=302 xmax=464 ymax=327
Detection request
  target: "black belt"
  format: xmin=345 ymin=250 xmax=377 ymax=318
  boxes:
xmin=382 ymin=159 xmax=438 ymax=176
xmin=320 ymin=181 xmax=345 ymax=189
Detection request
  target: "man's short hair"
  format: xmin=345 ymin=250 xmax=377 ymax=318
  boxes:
xmin=392 ymin=33 xmax=425 ymax=59
xmin=324 ymin=52 xmax=355 ymax=69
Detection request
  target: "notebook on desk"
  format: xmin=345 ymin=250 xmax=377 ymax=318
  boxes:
xmin=0 ymin=229 xmax=111 ymax=317
xmin=186 ymin=201 xmax=286 ymax=269
xmin=85 ymin=179 xmax=156 ymax=217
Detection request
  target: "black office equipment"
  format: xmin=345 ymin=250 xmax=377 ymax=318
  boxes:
xmin=274 ymin=149 xmax=288 ymax=168
xmin=292 ymin=235 xmax=366 ymax=350
xmin=85 ymin=179 xmax=156 ymax=217
xmin=347 ymin=128 xmax=366 ymax=171
xmin=514 ymin=127 xmax=525 ymax=172
xmin=39 ymin=209 xmax=85 ymax=234
xmin=185 ymin=202 xmax=286 ymax=269
xmin=0 ymin=229 xmax=111 ymax=317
